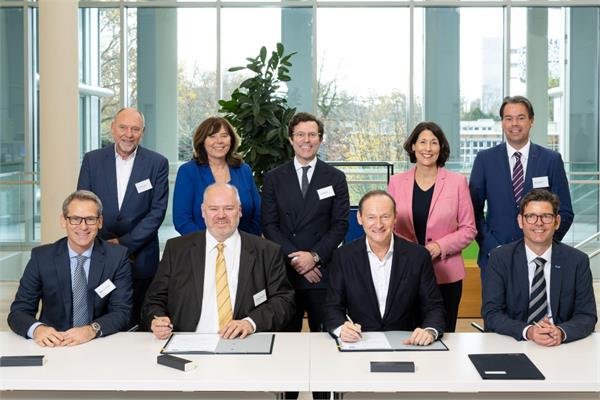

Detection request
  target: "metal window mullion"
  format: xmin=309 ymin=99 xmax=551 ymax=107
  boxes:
xmin=217 ymin=1 xmax=222 ymax=104
xmin=120 ymin=3 xmax=127 ymax=108
xmin=503 ymin=2 xmax=511 ymax=98
xmin=408 ymin=3 xmax=414 ymax=136
xmin=312 ymin=0 xmax=317 ymax=115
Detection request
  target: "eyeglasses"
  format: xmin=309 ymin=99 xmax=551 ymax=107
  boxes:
xmin=523 ymin=213 xmax=556 ymax=225
xmin=293 ymin=131 xmax=320 ymax=139
xmin=65 ymin=216 xmax=100 ymax=225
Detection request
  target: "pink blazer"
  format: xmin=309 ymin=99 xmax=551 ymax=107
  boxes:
xmin=387 ymin=167 xmax=476 ymax=284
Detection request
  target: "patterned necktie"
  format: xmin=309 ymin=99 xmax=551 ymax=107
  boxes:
xmin=72 ymin=255 xmax=90 ymax=327
xmin=512 ymin=151 xmax=524 ymax=206
xmin=301 ymin=165 xmax=311 ymax=198
xmin=215 ymin=243 xmax=233 ymax=331
xmin=527 ymin=257 xmax=548 ymax=324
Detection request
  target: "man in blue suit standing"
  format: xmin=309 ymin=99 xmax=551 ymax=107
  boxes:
xmin=482 ymin=189 xmax=596 ymax=345
xmin=77 ymin=108 xmax=169 ymax=327
xmin=8 ymin=190 xmax=132 ymax=346
xmin=470 ymin=96 xmax=573 ymax=280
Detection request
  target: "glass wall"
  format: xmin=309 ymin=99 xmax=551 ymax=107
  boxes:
xmin=1 ymin=1 xmax=599 ymax=261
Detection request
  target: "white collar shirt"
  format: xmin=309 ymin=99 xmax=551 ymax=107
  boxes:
xmin=506 ymin=140 xmax=531 ymax=179
xmin=524 ymin=244 xmax=553 ymax=323
xmin=293 ymin=156 xmax=317 ymax=189
xmin=365 ymin=236 xmax=395 ymax=318
xmin=196 ymin=230 xmax=242 ymax=333
xmin=114 ymin=144 xmax=138 ymax=210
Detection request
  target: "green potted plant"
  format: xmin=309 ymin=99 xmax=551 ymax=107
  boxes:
xmin=219 ymin=43 xmax=297 ymax=188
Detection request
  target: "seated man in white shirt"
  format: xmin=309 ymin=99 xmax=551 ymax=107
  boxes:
xmin=482 ymin=189 xmax=597 ymax=345
xmin=142 ymin=183 xmax=295 ymax=339
xmin=324 ymin=190 xmax=446 ymax=345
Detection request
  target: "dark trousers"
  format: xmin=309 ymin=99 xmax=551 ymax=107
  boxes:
xmin=285 ymin=288 xmax=329 ymax=400
xmin=131 ymin=277 xmax=152 ymax=329
xmin=438 ymin=280 xmax=462 ymax=333
xmin=285 ymin=288 xmax=327 ymax=333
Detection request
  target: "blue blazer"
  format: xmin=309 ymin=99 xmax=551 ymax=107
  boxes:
xmin=172 ymin=160 xmax=261 ymax=236
xmin=469 ymin=143 xmax=573 ymax=268
xmin=77 ymin=145 xmax=169 ymax=279
xmin=482 ymin=239 xmax=597 ymax=343
xmin=8 ymin=238 xmax=133 ymax=338
xmin=261 ymin=159 xmax=349 ymax=290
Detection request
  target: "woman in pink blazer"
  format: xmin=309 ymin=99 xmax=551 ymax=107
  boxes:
xmin=387 ymin=122 xmax=476 ymax=332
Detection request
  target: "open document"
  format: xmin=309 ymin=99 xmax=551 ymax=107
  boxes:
xmin=161 ymin=333 xmax=275 ymax=355
xmin=334 ymin=330 xmax=448 ymax=352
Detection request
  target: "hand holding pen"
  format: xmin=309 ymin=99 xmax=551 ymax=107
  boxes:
xmin=151 ymin=315 xmax=173 ymax=340
xmin=340 ymin=314 xmax=362 ymax=343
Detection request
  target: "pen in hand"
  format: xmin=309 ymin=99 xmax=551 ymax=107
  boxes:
xmin=345 ymin=314 xmax=362 ymax=338
xmin=154 ymin=315 xmax=173 ymax=329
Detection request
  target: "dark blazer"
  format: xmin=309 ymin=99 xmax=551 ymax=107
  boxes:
xmin=141 ymin=231 xmax=295 ymax=332
xmin=8 ymin=238 xmax=133 ymax=338
xmin=261 ymin=159 xmax=349 ymax=289
xmin=324 ymin=235 xmax=446 ymax=335
xmin=469 ymin=142 xmax=573 ymax=268
xmin=482 ymin=239 xmax=597 ymax=343
xmin=78 ymin=145 xmax=169 ymax=279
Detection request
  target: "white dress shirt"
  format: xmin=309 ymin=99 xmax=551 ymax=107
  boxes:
xmin=366 ymin=236 xmax=395 ymax=318
xmin=196 ymin=230 xmax=256 ymax=333
xmin=114 ymin=145 xmax=137 ymax=210
xmin=506 ymin=140 xmax=530 ymax=179
xmin=293 ymin=156 xmax=317 ymax=188
xmin=522 ymin=244 xmax=557 ymax=340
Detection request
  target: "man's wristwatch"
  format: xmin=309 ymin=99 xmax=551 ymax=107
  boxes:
xmin=90 ymin=321 xmax=102 ymax=338
xmin=310 ymin=252 xmax=320 ymax=264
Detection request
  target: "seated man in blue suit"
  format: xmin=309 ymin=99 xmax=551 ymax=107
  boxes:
xmin=483 ymin=189 xmax=596 ymax=345
xmin=8 ymin=190 xmax=133 ymax=347
xmin=325 ymin=190 xmax=445 ymax=346
xmin=78 ymin=108 xmax=169 ymax=327
xmin=469 ymin=96 xmax=573 ymax=281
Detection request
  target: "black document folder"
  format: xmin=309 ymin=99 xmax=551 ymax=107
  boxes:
xmin=469 ymin=353 xmax=545 ymax=380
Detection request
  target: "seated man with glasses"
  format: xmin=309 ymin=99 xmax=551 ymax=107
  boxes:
xmin=482 ymin=188 xmax=597 ymax=345
xmin=8 ymin=190 xmax=133 ymax=347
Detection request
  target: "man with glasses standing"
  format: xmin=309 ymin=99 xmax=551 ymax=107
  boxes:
xmin=8 ymin=190 xmax=133 ymax=346
xmin=262 ymin=112 xmax=349 ymax=334
xmin=482 ymin=189 xmax=596 ymax=345
xmin=469 ymin=96 xmax=573 ymax=282
xmin=78 ymin=108 xmax=169 ymax=328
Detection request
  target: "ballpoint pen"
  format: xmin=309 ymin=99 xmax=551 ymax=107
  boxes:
xmin=345 ymin=314 xmax=362 ymax=338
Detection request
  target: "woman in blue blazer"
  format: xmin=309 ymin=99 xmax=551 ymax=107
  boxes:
xmin=173 ymin=117 xmax=261 ymax=235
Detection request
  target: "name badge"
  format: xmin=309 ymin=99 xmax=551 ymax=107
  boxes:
xmin=95 ymin=279 xmax=116 ymax=298
xmin=532 ymin=176 xmax=549 ymax=188
xmin=253 ymin=289 xmax=267 ymax=307
xmin=135 ymin=178 xmax=153 ymax=193
xmin=317 ymin=186 xmax=335 ymax=200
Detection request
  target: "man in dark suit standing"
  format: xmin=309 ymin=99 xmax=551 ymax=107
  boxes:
xmin=142 ymin=183 xmax=294 ymax=339
xmin=8 ymin=190 xmax=132 ymax=346
xmin=469 ymin=96 xmax=573 ymax=280
xmin=482 ymin=189 xmax=596 ymax=345
xmin=324 ymin=190 xmax=445 ymax=345
xmin=261 ymin=112 xmax=349 ymax=335
xmin=77 ymin=108 xmax=169 ymax=327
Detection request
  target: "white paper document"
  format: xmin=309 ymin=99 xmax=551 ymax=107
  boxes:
xmin=338 ymin=332 xmax=392 ymax=351
xmin=163 ymin=333 xmax=220 ymax=353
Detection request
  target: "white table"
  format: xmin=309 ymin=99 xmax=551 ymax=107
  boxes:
xmin=0 ymin=331 xmax=310 ymax=399
xmin=309 ymin=332 xmax=600 ymax=399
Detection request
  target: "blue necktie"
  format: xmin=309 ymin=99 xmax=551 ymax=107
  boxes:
xmin=527 ymin=257 xmax=548 ymax=324
xmin=72 ymin=255 xmax=90 ymax=327
xmin=301 ymin=165 xmax=311 ymax=198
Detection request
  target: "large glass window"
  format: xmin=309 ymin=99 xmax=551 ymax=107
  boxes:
xmin=317 ymin=8 xmax=410 ymax=164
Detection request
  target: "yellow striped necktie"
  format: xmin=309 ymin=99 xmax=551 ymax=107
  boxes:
xmin=215 ymin=243 xmax=233 ymax=331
